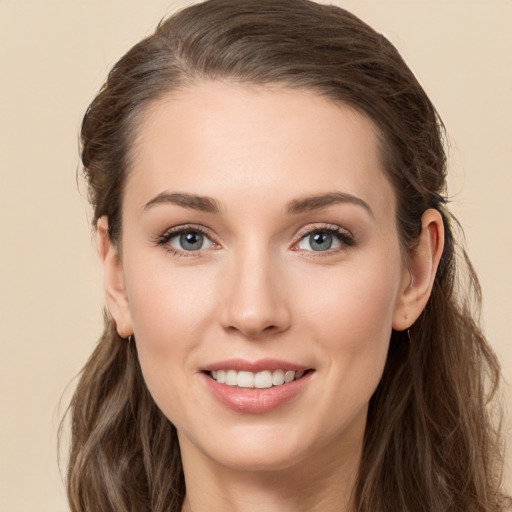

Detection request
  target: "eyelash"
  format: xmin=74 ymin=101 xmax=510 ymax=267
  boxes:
xmin=155 ymin=224 xmax=216 ymax=258
xmin=154 ymin=223 xmax=355 ymax=258
xmin=293 ymin=224 xmax=355 ymax=255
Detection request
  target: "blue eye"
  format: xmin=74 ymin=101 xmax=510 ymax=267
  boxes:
xmin=299 ymin=231 xmax=339 ymax=251
xmin=173 ymin=231 xmax=206 ymax=251
xmin=297 ymin=228 xmax=353 ymax=252
xmin=159 ymin=227 xmax=216 ymax=253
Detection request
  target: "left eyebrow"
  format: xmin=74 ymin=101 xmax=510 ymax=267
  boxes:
xmin=143 ymin=192 xmax=221 ymax=214
xmin=286 ymin=192 xmax=374 ymax=218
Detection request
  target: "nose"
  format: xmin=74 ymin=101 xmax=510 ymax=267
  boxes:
xmin=219 ymin=250 xmax=291 ymax=339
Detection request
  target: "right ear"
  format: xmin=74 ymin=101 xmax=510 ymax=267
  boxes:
xmin=97 ymin=216 xmax=133 ymax=338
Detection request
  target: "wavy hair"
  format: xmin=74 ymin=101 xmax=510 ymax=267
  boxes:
xmin=65 ymin=1 xmax=510 ymax=510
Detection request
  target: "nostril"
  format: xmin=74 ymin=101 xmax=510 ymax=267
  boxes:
xmin=225 ymin=321 xmax=282 ymax=338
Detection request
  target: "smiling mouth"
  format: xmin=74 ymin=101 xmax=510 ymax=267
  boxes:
xmin=207 ymin=369 xmax=313 ymax=389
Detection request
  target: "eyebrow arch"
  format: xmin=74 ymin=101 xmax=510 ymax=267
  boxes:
xmin=144 ymin=192 xmax=221 ymax=213
xmin=286 ymin=192 xmax=374 ymax=218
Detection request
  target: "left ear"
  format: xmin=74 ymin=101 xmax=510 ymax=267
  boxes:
xmin=393 ymin=208 xmax=444 ymax=331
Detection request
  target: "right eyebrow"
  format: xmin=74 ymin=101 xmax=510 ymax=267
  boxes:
xmin=143 ymin=192 xmax=221 ymax=214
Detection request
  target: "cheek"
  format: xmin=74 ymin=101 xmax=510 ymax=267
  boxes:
xmin=299 ymin=256 xmax=400 ymax=326
xmin=126 ymin=256 xmax=216 ymax=339
xmin=122 ymin=260 xmax=221 ymax=426
xmin=292 ymin=252 xmax=403 ymax=376
xmin=122 ymin=255 xmax=221 ymax=410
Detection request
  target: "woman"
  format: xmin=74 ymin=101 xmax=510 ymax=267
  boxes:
xmin=66 ymin=0 xmax=510 ymax=510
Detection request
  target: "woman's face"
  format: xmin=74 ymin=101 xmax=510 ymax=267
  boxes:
xmin=108 ymin=83 xmax=412 ymax=474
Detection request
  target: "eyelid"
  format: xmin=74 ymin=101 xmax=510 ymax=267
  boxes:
xmin=155 ymin=224 xmax=220 ymax=255
xmin=294 ymin=223 xmax=351 ymax=239
xmin=153 ymin=222 xmax=355 ymax=256
xmin=291 ymin=223 xmax=355 ymax=252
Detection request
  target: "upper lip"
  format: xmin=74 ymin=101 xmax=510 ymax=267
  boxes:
xmin=202 ymin=358 xmax=312 ymax=373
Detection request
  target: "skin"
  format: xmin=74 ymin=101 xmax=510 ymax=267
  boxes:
xmin=98 ymin=83 xmax=444 ymax=512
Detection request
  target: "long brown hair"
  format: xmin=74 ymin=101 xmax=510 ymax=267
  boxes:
xmin=66 ymin=1 xmax=510 ymax=510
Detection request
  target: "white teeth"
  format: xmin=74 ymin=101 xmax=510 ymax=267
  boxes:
xmin=284 ymin=370 xmax=295 ymax=383
xmin=237 ymin=371 xmax=255 ymax=388
xmin=272 ymin=369 xmax=285 ymax=386
xmin=254 ymin=370 xmax=273 ymax=389
xmin=225 ymin=369 xmax=238 ymax=386
xmin=210 ymin=369 xmax=307 ymax=388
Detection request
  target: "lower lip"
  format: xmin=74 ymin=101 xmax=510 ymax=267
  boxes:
xmin=202 ymin=372 xmax=313 ymax=414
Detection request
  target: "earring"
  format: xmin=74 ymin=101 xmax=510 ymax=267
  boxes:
xmin=128 ymin=334 xmax=135 ymax=344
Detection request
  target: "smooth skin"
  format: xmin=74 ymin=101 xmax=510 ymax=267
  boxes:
xmin=97 ymin=83 xmax=444 ymax=512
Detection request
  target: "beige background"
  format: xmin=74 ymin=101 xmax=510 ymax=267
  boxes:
xmin=0 ymin=1 xmax=510 ymax=510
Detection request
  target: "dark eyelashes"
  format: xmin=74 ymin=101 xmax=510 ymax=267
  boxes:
xmin=154 ymin=224 xmax=211 ymax=246
xmin=316 ymin=227 xmax=355 ymax=247
xmin=295 ymin=225 xmax=356 ymax=250
xmin=153 ymin=223 xmax=357 ymax=255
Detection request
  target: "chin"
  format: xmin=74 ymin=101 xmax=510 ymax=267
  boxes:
xmin=177 ymin=410 xmax=365 ymax=476
xmin=207 ymin=442 xmax=315 ymax=473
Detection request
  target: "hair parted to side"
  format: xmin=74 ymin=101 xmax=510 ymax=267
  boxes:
xmin=67 ymin=0 xmax=510 ymax=511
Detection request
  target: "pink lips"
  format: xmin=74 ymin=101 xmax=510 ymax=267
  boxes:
xmin=201 ymin=359 xmax=313 ymax=414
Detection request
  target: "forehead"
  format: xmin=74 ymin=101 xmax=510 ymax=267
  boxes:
xmin=126 ymin=82 xmax=395 ymax=216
